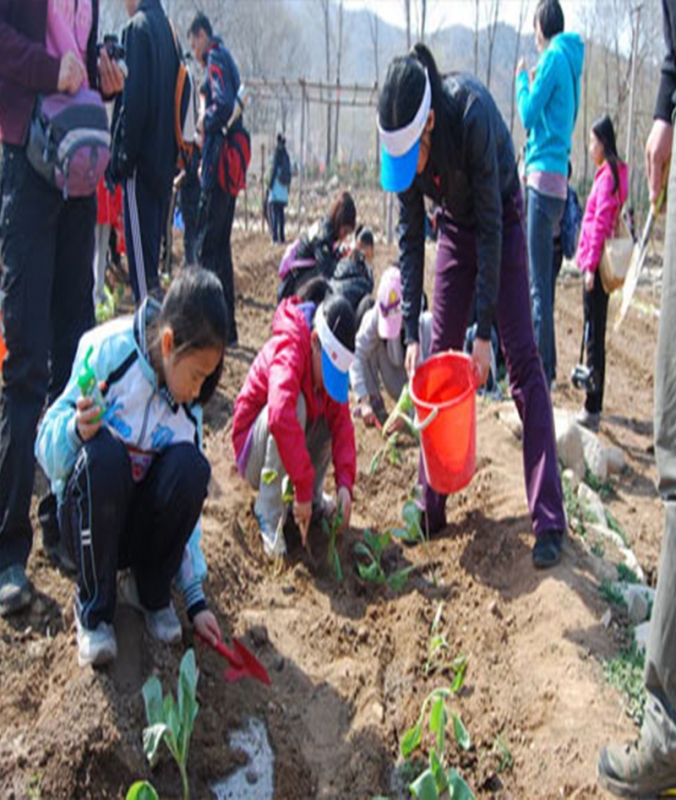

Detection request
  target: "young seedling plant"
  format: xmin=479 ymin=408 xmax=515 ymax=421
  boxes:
xmin=390 ymin=493 xmax=439 ymax=587
xmin=142 ymin=649 xmax=199 ymax=800
xmin=323 ymin=504 xmax=344 ymax=582
xmin=400 ymin=679 xmax=475 ymax=800
xmin=424 ymin=603 xmax=469 ymax=683
xmin=126 ymin=782 xmax=159 ymax=800
xmin=354 ymin=528 xmax=415 ymax=592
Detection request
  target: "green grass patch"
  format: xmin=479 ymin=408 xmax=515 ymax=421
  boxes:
xmin=605 ymin=641 xmax=646 ymax=726
xmin=583 ymin=467 xmax=614 ymax=500
xmin=562 ymin=473 xmax=587 ymax=537
xmin=600 ymin=579 xmax=627 ymax=608
xmin=590 ymin=541 xmax=605 ymax=558
xmin=616 ymin=564 xmax=641 ymax=585
xmin=606 ymin=510 xmax=629 ymax=546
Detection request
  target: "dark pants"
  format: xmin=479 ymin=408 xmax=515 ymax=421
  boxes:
xmin=0 ymin=145 xmax=95 ymax=572
xmin=124 ymin=170 xmax=170 ymax=304
xmin=583 ymin=270 xmax=609 ymax=414
xmin=270 ymin=201 xmax=286 ymax=244
xmin=552 ymin=235 xmax=564 ymax=381
xmin=527 ymin=187 xmax=565 ymax=385
xmin=423 ymin=188 xmax=566 ymax=538
xmin=59 ymin=430 xmax=210 ymax=629
xmin=180 ymin=163 xmax=201 ymax=267
xmin=197 ymin=186 xmax=237 ymax=345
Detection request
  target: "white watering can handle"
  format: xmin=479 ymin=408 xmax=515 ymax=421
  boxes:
xmin=414 ymin=407 xmax=439 ymax=432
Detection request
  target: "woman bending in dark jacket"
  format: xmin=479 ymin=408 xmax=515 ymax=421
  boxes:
xmin=378 ymin=44 xmax=566 ymax=568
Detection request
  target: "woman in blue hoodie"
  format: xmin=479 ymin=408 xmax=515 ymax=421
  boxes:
xmin=516 ymin=0 xmax=584 ymax=386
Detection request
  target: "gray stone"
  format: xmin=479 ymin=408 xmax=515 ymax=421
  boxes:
xmin=562 ymin=468 xmax=580 ymax=491
xmin=498 ymin=407 xmax=523 ymax=440
xmin=606 ymin=446 xmax=626 ymax=475
xmin=627 ymin=590 xmax=651 ymax=625
xmin=554 ymin=411 xmax=586 ymax=481
xmin=578 ymin=483 xmax=607 ymax=527
xmin=587 ymin=523 xmax=625 ymax=550
xmin=578 ymin=425 xmax=609 ymax=481
xmin=634 ymin=621 xmax=651 ymax=653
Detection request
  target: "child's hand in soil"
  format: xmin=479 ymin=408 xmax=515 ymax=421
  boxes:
xmin=294 ymin=500 xmax=312 ymax=546
xmin=76 ymin=395 xmax=103 ymax=441
xmin=337 ymin=487 xmax=352 ymax=531
xmin=193 ymin=609 xmax=222 ymax=646
xmin=358 ymin=399 xmax=376 ymax=427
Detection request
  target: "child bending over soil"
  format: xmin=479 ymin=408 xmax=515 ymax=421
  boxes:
xmin=351 ymin=267 xmax=432 ymax=427
xmin=233 ymin=280 xmax=356 ymax=557
xmin=36 ymin=269 xmax=227 ymax=667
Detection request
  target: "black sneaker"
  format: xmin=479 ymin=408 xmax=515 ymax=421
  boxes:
xmin=532 ymin=530 xmax=564 ymax=569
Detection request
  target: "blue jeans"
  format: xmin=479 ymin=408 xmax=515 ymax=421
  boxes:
xmin=527 ymin=187 xmax=565 ymax=386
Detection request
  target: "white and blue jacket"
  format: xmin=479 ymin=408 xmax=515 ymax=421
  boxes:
xmin=35 ymin=300 xmax=208 ymax=613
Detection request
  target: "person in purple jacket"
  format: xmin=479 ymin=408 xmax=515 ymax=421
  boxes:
xmin=0 ymin=0 xmax=124 ymax=616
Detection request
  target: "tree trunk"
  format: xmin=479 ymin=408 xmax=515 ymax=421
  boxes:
xmin=509 ymin=0 xmax=528 ymax=136
xmin=333 ymin=0 xmax=344 ymax=162
xmin=485 ymin=0 xmax=500 ymax=90
xmin=369 ymin=12 xmax=380 ymax=170
xmin=474 ymin=0 xmax=480 ymax=76
xmin=404 ymin=0 xmax=412 ymax=49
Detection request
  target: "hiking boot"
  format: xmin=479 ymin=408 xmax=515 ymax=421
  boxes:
xmin=598 ymin=740 xmax=676 ymax=797
xmin=577 ymin=408 xmax=601 ymax=432
xmin=0 ymin=565 xmax=32 ymax=617
xmin=532 ymin=530 xmax=564 ymax=569
xmin=76 ymin=614 xmax=117 ymax=667
xmin=143 ymin=603 xmax=182 ymax=644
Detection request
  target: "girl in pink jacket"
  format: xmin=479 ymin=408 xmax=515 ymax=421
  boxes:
xmin=575 ymin=115 xmax=628 ymax=431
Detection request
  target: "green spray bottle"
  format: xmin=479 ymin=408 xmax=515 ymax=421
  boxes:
xmin=77 ymin=345 xmax=106 ymax=423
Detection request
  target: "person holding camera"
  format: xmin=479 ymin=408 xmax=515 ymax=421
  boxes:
xmin=108 ymin=0 xmax=179 ymax=305
xmin=574 ymin=115 xmax=628 ymax=432
xmin=0 ymin=0 xmax=124 ymax=616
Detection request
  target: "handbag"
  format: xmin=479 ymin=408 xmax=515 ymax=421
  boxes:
xmin=26 ymin=88 xmax=110 ymax=198
xmin=599 ymin=212 xmax=634 ymax=294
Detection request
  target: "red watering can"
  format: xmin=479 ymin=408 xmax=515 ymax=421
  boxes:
xmin=196 ymin=631 xmax=271 ymax=686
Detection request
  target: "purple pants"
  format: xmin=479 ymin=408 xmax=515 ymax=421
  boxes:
xmin=422 ymin=188 xmax=565 ymax=538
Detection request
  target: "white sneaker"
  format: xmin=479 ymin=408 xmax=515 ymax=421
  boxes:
xmin=143 ymin=603 xmax=182 ymax=644
xmin=76 ymin=615 xmax=117 ymax=668
xmin=313 ymin=492 xmax=336 ymax=520
xmin=255 ymin=512 xmax=287 ymax=558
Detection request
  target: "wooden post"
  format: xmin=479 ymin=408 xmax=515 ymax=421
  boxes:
xmin=299 ymin=81 xmax=306 ymax=234
xmin=260 ymin=143 xmax=266 ymax=234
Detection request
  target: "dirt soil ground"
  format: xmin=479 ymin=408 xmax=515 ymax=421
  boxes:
xmin=0 ymin=230 xmax=665 ymax=800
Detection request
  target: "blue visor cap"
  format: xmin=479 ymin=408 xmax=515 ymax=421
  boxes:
xmin=321 ymin=347 xmax=350 ymax=403
xmin=380 ymin=138 xmax=421 ymax=194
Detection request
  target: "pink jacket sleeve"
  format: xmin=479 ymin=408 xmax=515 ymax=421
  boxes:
xmin=267 ymin=338 xmax=315 ymax=504
xmin=578 ymin=169 xmax=621 ymax=274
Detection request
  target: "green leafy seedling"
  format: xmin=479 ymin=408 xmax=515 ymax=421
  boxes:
xmin=354 ymin=529 xmax=414 ymax=592
xmin=492 ymin=735 xmax=514 ymax=774
xmin=126 ymin=782 xmax=159 ymax=800
xmin=369 ymin=432 xmax=403 ymax=476
xmin=383 ymin=383 xmax=419 ymax=440
xmin=142 ymin=649 xmax=199 ymax=800
xmin=401 ymin=685 xmax=475 ymax=800
xmin=323 ymin=505 xmax=344 ymax=582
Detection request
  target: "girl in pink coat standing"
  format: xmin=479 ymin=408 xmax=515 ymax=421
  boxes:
xmin=575 ymin=115 xmax=628 ymax=431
